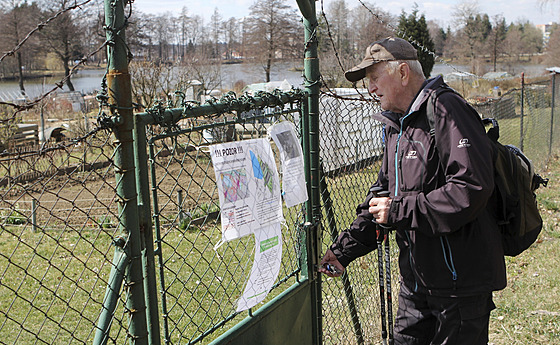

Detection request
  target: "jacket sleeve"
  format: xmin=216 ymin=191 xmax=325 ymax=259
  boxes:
xmin=330 ymin=136 xmax=390 ymax=267
xmin=388 ymin=92 xmax=495 ymax=236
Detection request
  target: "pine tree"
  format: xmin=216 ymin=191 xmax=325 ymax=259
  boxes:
xmin=397 ymin=8 xmax=435 ymax=78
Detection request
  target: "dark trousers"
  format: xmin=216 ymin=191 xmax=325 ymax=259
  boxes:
xmin=393 ymin=283 xmax=496 ymax=345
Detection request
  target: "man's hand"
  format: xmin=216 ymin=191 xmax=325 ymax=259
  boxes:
xmin=369 ymin=196 xmax=392 ymax=224
xmin=318 ymin=249 xmax=345 ymax=277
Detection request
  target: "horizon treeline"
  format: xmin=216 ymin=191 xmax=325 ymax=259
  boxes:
xmin=1 ymin=0 xmax=559 ymax=92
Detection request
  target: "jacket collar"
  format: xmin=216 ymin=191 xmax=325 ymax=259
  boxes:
xmin=406 ymin=75 xmax=445 ymax=114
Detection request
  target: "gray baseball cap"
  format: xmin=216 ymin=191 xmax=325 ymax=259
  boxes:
xmin=344 ymin=37 xmax=418 ymax=82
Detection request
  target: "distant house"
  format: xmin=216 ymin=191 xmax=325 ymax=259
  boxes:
xmin=482 ymin=71 xmax=512 ymax=80
xmin=241 ymin=80 xmax=293 ymax=95
xmin=536 ymin=22 xmax=555 ymax=46
xmin=443 ymin=72 xmax=477 ymax=83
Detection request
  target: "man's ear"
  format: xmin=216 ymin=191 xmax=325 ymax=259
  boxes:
xmin=399 ymin=62 xmax=410 ymax=86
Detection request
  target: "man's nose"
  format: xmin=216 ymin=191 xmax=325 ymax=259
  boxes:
xmin=368 ymin=81 xmax=377 ymax=94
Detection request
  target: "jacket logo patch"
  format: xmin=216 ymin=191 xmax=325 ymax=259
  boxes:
xmin=405 ymin=150 xmax=418 ymax=159
xmin=457 ymin=138 xmax=471 ymax=148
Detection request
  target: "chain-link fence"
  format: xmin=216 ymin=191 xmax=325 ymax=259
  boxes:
xmin=1 ymin=80 xmax=559 ymax=345
xmin=469 ymin=76 xmax=560 ymax=171
xmin=0 ymin=128 xmax=132 ymax=344
xmin=0 ymin=90 xmax=311 ymax=344
xmin=318 ymin=89 xmax=397 ymax=345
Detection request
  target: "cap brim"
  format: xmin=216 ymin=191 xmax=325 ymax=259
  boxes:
xmin=344 ymin=59 xmax=376 ymax=82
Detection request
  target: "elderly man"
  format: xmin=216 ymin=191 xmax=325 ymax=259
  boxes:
xmin=319 ymin=37 xmax=506 ymax=345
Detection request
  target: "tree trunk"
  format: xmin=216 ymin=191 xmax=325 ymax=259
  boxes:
xmin=265 ymin=55 xmax=271 ymax=82
xmin=63 ymin=60 xmax=75 ymax=91
xmin=16 ymin=51 xmax=26 ymax=94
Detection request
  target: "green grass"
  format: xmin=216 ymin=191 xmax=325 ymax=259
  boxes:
xmin=0 ymin=216 xmax=302 ymax=345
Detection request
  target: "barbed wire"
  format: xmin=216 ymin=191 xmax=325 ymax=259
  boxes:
xmin=0 ymin=41 xmax=108 ymax=120
xmin=0 ymin=0 xmax=96 ymax=64
xmin=319 ymin=0 xmax=497 ymax=102
xmin=0 ymin=0 xmax=111 ymax=126
xmin=318 ymin=0 xmax=377 ymax=102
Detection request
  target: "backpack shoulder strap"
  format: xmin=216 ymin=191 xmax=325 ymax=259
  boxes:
xmin=426 ymin=84 xmax=456 ymax=137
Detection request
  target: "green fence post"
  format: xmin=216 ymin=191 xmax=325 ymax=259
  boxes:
xmin=98 ymin=0 xmax=149 ymax=344
xmin=93 ymin=237 xmax=129 ymax=344
xmin=550 ymin=72 xmax=556 ymax=158
xmin=134 ymin=115 xmax=161 ymax=345
xmin=520 ymin=72 xmax=525 ymax=151
xmin=297 ymin=0 xmax=322 ymax=344
xmin=319 ymin=164 xmax=365 ymax=345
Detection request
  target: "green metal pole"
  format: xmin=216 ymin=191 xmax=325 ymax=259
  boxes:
xmin=103 ymin=0 xmax=148 ymax=344
xmin=520 ymin=72 xmax=525 ymax=151
xmin=297 ymin=1 xmax=322 ymax=344
xmin=550 ymin=73 xmax=556 ymax=158
xmin=319 ymin=164 xmax=365 ymax=345
xmin=134 ymin=117 xmax=161 ymax=345
xmin=93 ymin=237 xmax=129 ymax=344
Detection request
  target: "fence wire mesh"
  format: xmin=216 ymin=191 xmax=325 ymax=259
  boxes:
xmin=0 ymin=128 xmax=134 ymax=344
xmin=318 ymin=90 xmax=400 ymax=345
xmin=141 ymin=91 xmax=308 ymax=344
xmin=470 ymin=77 xmax=557 ymax=171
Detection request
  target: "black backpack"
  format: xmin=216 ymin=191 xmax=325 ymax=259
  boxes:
xmin=426 ymin=86 xmax=548 ymax=256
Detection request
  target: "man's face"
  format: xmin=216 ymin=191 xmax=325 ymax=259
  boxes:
xmin=365 ymin=62 xmax=405 ymax=113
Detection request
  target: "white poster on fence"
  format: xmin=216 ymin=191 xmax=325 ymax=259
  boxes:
xmin=236 ymin=223 xmax=282 ymax=312
xmin=210 ymin=138 xmax=283 ymax=245
xmin=268 ymin=121 xmax=308 ymax=208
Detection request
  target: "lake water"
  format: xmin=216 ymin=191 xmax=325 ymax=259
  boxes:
xmin=0 ymin=62 xmax=551 ymax=101
xmin=0 ymin=62 xmax=305 ymax=101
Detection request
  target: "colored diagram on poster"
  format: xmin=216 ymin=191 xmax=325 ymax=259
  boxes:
xmin=220 ymin=168 xmax=249 ymax=203
xmin=250 ymin=150 xmax=276 ymax=198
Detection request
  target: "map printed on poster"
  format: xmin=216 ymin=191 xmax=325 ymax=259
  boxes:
xmin=268 ymin=121 xmax=308 ymax=207
xmin=210 ymin=138 xmax=283 ymax=243
xmin=236 ymin=223 xmax=282 ymax=312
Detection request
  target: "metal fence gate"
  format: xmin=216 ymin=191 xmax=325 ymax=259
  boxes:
xmin=134 ymin=90 xmax=318 ymax=345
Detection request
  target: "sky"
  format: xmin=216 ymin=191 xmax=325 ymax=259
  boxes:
xmin=133 ymin=0 xmax=559 ymax=27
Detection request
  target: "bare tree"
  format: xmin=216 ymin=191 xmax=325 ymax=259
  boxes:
xmin=545 ymin=24 xmax=560 ymax=65
xmin=210 ymin=7 xmax=222 ymax=59
xmin=130 ymin=60 xmax=175 ymax=109
xmin=427 ymin=20 xmax=447 ymax=57
xmin=505 ymin=21 xmax=543 ymax=61
xmin=485 ymin=15 xmax=507 ymax=72
xmin=0 ymin=0 xmax=42 ymax=94
xmin=327 ymin=0 xmax=351 ymax=55
xmin=222 ymin=17 xmax=240 ymax=61
xmin=350 ymin=2 xmax=395 ymax=59
xmin=244 ymin=0 xmax=300 ymax=82
xmin=451 ymin=0 xmax=480 ymax=28
xmin=79 ymin=0 xmax=105 ymax=66
xmin=39 ymin=0 xmax=87 ymax=92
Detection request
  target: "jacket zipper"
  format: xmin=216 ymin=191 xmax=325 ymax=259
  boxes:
xmin=394 ymin=114 xmax=411 ymax=196
xmin=395 ymin=113 xmax=420 ymax=291
xmin=440 ymin=237 xmax=458 ymax=288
